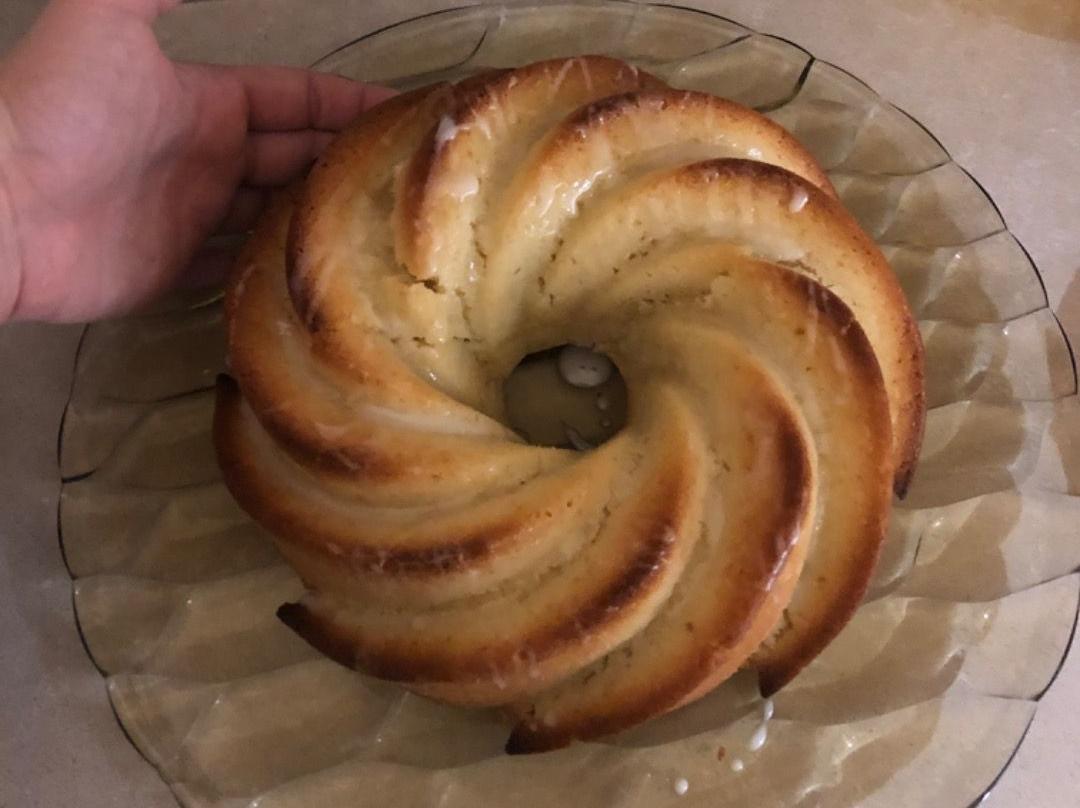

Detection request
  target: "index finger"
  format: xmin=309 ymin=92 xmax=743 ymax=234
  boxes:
xmin=226 ymin=65 xmax=396 ymax=131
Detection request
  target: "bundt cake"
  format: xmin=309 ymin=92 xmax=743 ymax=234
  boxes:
xmin=213 ymin=55 xmax=924 ymax=752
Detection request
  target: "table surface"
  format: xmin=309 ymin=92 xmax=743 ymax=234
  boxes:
xmin=1 ymin=1 xmax=1077 ymax=806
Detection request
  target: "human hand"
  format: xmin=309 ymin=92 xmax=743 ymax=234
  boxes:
xmin=0 ymin=0 xmax=393 ymax=322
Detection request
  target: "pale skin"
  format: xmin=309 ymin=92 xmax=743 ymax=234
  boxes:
xmin=0 ymin=0 xmax=393 ymax=322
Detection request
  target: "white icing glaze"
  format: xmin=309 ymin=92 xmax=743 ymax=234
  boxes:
xmin=562 ymin=167 xmax=607 ymax=216
xmin=788 ymin=185 xmax=809 ymax=213
xmin=565 ymin=425 xmax=595 ymax=452
xmin=579 ymin=56 xmax=594 ymax=93
xmin=435 ymin=115 xmax=461 ymax=149
xmin=551 ymin=58 xmax=576 ymax=98
xmin=558 ymin=344 xmax=614 ymax=388
xmin=746 ymin=697 xmax=774 ymax=752
xmin=748 ymin=722 xmax=768 ymax=752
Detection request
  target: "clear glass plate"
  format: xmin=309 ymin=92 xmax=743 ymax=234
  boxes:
xmin=59 ymin=2 xmax=1079 ymax=806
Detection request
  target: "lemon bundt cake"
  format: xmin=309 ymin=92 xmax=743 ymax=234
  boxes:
xmin=214 ymin=56 xmax=924 ymax=752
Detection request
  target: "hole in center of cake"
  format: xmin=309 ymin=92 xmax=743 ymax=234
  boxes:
xmin=503 ymin=344 xmax=628 ymax=450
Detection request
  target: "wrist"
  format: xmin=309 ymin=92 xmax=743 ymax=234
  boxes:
xmin=0 ymin=94 xmax=23 ymax=323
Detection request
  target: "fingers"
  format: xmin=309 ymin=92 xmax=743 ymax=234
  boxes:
xmin=226 ymin=65 xmax=396 ymax=132
xmin=243 ymin=130 xmax=335 ymax=186
xmin=203 ymin=67 xmax=395 ymax=187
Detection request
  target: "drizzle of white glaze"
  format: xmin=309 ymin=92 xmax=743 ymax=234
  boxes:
xmin=788 ymin=185 xmax=809 ymax=213
xmin=762 ymin=697 xmax=775 ymax=721
xmin=748 ymin=722 xmax=768 ymax=752
xmin=565 ymin=425 xmax=595 ymax=452
xmin=561 ymin=167 xmax=607 ymax=216
xmin=578 ymin=56 xmax=594 ymax=93
xmin=435 ymin=115 xmax=461 ymax=150
xmin=558 ymin=345 xmax=614 ymax=387
xmin=551 ymin=58 xmax=576 ymax=98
